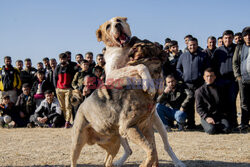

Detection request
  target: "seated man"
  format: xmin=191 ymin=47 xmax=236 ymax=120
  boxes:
xmin=30 ymin=90 xmax=65 ymax=128
xmin=156 ymin=75 xmax=191 ymax=131
xmin=195 ymin=68 xmax=231 ymax=134
xmin=15 ymin=83 xmax=36 ymax=127
xmin=0 ymin=95 xmax=18 ymax=128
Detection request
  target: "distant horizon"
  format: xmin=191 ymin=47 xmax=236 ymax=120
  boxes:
xmin=1 ymin=0 xmax=249 ymax=67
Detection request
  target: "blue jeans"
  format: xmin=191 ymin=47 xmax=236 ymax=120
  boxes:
xmin=156 ymin=103 xmax=187 ymax=126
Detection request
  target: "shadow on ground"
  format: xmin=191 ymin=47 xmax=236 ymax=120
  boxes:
xmin=3 ymin=160 xmax=250 ymax=167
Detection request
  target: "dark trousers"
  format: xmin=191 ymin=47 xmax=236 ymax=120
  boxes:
xmin=218 ymin=79 xmax=239 ymax=128
xmin=238 ymin=80 xmax=250 ymax=126
xmin=201 ymin=118 xmax=231 ymax=134
xmin=30 ymin=114 xmax=65 ymax=127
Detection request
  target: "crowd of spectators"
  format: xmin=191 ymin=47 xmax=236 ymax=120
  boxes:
xmin=0 ymin=27 xmax=249 ymax=134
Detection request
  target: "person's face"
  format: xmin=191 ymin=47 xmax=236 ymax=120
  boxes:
xmin=97 ymin=56 xmax=105 ymax=66
xmin=49 ymin=60 xmax=57 ymax=68
xmin=37 ymin=73 xmax=45 ymax=81
xmin=2 ymin=98 xmax=10 ymax=105
xmin=94 ymin=69 xmax=102 ymax=78
xmin=188 ymin=41 xmax=198 ymax=53
xmin=243 ymin=34 xmax=250 ymax=46
xmin=234 ymin=35 xmax=242 ymax=44
xmin=203 ymin=71 xmax=216 ymax=85
xmin=22 ymin=87 xmax=30 ymax=95
xmin=166 ymin=77 xmax=176 ymax=89
xmin=37 ymin=63 xmax=43 ymax=70
xmin=43 ymin=60 xmax=49 ymax=67
xmin=184 ymin=37 xmax=190 ymax=45
xmin=223 ymin=34 xmax=233 ymax=47
xmin=25 ymin=61 xmax=32 ymax=69
xmin=67 ymin=55 xmax=71 ymax=61
xmin=170 ymin=45 xmax=179 ymax=54
xmin=4 ymin=59 xmax=12 ymax=67
xmin=76 ymin=55 xmax=83 ymax=64
xmin=45 ymin=93 xmax=54 ymax=104
xmin=85 ymin=54 xmax=93 ymax=63
xmin=60 ymin=57 xmax=68 ymax=65
xmin=218 ymin=39 xmax=223 ymax=47
xmin=207 ymin=39 xmax=216 ymax=50
xmin=81 ymin=63 xmax=89 ymax=71
xmin=16 ymin=61 xmax=23 ymax=70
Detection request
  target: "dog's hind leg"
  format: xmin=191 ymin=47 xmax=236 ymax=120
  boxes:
xmin=152 ymin=112 xmax=186 ymax=167
xmin=99 ymin=136 xmax=121 ymax=167
xmin=71 ymin=113 xmax=89 ymax=167
xmin=124 ymin=126 xmax=157 ymax=167
xmin=113 ymin=137 xmax=132 ymax=166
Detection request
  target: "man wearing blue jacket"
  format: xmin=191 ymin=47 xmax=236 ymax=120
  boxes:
xmin=176 ymin=37 xmax=210 ymax=129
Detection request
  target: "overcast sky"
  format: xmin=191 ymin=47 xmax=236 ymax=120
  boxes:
xmin=0 ymin=0 xmax=249 ymax=66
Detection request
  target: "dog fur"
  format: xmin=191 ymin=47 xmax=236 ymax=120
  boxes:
xmin=70 ymin=17 xmax=185 ymax=167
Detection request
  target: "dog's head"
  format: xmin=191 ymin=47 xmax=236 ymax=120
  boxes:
xmin=96 ymin=17 xmax=132 ymax=47
xmin=70 ymin=89 xmax=84 ymax=107
xmin=127 ymin=40 xmax=166 ymax=95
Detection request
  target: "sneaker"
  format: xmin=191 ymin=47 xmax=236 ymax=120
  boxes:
xmin=27 ymin=122 xmax=35 ymax=128
xmin=178 ymin=124 xmax=185 ymax=131
xmin=164 ymin=125 xmax=172 ymax=132
xmin=65 ymin=121 xmax=71 ymax=128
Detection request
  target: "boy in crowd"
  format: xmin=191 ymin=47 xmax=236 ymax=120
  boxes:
xmin=31 ymin=70 xmax=53 ymax=108
xmin=0 ymin=95 xmax=18 ymax=127
xmin=156 ymin=75 xmax=191 ymax=131
xmin=30 ymin=90 xmax=64 ymax=128
xmin=72 ymin=59 xmax=91 ymax=91
xmin=195 ymin=68 xmax=231 ymax=134
xmin=15 ymin=83 xmax=36 ymax=127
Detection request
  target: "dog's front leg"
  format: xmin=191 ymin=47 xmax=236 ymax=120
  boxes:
xmin=152 ymin=112 xmax=186 ymax=167
xmin=113 ymin=137 xmax=132 ymax=166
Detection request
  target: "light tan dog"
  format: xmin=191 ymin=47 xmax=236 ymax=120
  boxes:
xmin=70 ymin=17 xmax=185 ymax=167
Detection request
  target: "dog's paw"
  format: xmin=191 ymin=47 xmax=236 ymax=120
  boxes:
xmin=142 ymin=79 xmax=156 ymax=96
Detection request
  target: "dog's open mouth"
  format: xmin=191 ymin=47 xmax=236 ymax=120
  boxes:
xmin=116 ymin=32 xmax=130 ymax=47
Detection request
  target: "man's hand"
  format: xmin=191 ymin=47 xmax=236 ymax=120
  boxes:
xmin=19 ymin=112 xmax=25 ymax=118
xmin=180 ymin=107 xmax=184 ymax=112
xmin=236 ymin=76 xmax=242 ymax=81
xmin=164 ymin=86 xmax=172 ymax=94
xmin=37 ymin=117 xmax=47 ymax=123
xmin=206 ymin=117 xmax=215 ymax=124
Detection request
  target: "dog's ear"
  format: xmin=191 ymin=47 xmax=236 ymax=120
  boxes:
xmin=96 ymin=29 xmax=102 ymax=42
xmin=120 ymin=17 xmax=127 ymax=22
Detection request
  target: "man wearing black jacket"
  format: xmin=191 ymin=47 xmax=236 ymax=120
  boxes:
xmin=195 ymin=68 xmax=231 ymax=134
xmin=212 ymin=30 xmax=238 ymax=128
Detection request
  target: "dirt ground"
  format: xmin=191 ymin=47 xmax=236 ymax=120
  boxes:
xmin=0 ymin=97 xmax=249 ymax=167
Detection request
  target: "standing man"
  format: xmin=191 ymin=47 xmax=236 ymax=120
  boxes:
xmin=53 ymin=53 xmax=75 ymax=128
xmin=0 ymin=56 xmax=21 ymax=103
xmin=217 ymin=36 xmax=223 ymax=47
xmin=15 ymin=60 xmax=23 ymax=73
xmin=234 ymin=32 xmax=243 ymax=45
xmin=20 ymin=58 xmax=37 ymax=87
xmin=212 ymin=30 xmax=238 ymax=129
xmin=47 ymin=58 xmax=57 ymax=93
xmin=176 ymin=37 xmax=210 ymax=129
xmin=85 ymin=52 xmax=96 ymax=73
xmin=203 ymin=36 xmax=217 ymax=58
xmin=232 ymin=27 xmax=250 ymax=130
